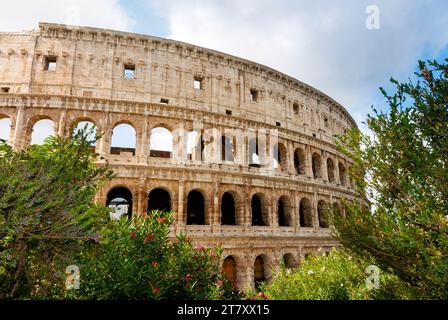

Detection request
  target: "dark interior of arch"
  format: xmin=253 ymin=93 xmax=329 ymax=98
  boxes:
xmin=223 ymin=256 xmax=237 ymax=282
xmin=221 ymin=192 xmax=236 ymax=225
xmin=254 ymin=255 xmax=266 ymax=289
xmin=251 ymin=195 xmax=264 ymax=226
xmin=106 ymin=187 xmax=133 ymax=218
xmin=278 ymin=198 xmax=287 ymax=226
xmin=248 ymin=137 xmax=260 ymax=167
xmin=187 ymin=190 xmax=205 ymax=225
xmin=318 ymin=201 xmax=328 ymax=228
xmin=294 ymin=150 xmax=305 ymax=174
xmin=312 ymin=154 xmax=321 ymax=178
xmin=299 ymin=199 xmax=313 ymax=227
xmin=327 ymin=159 xmax=335 ymax=182
xmin=283 ymin=254 xmax=295 ymax=268
xmin=147 ymin=188 xmax=171 ymax=213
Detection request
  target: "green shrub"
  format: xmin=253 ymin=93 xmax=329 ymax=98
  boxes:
xmin=261 ymin=249 xmax=416 ymax=300
xmin=76 ymin=211 xmax=241 ymax=300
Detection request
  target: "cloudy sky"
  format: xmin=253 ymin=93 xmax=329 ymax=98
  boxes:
xmin=1 ymin=0 xmax=447 ymax=143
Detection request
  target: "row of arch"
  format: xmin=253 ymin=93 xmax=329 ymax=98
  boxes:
xmin=222 ymin=251 xmax=324 ymax=289
xmin=106 ymin=186 xmax=343 ymax=228
xmin=0 ymin=114 xmax=353 ymax=188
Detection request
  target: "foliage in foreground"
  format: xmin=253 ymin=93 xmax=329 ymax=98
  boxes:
xmin=261 ymin=249 xmax=416 ymax=300
xmin=76 ymin=211 xmax=241 ymax=300
xmin=0 ymin=128 xmax=112 ymax=299
xmin=329 ymin=59 xmax=448 ymax=299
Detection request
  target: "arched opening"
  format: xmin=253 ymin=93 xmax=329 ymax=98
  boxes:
xmin=31 ymin=119 xmax=55 ymax=145
xmin=72 ymin=120 xmax=97 ymax=148
xmin=0 ymin=116 xmax=11 ymax=143
xmin=312 ymin=153 xmax=322 ymax=178
xmin=283 ymin=253 xmax=296 ymax=269
xmin=294 ymin=148 xmax=306 ymax=175
xmin=318 ymin=200 xmax=329 ymax=228
xmin=106 ymin=187 xmax=133 ymax=220
xmin=110 ymin=123 xmax=136 ymax=156
xmin=333 ymin=202 xmax=343 ymax=217
xmin=299 ymin=198 xmax=313 ymax=227
xmin=187 ymin=190 xmax=205 ymax=225
xmin=273 ymin=143 xmax=288 ymax=172
xmin=251 ymin=194 xmax=267 ymax=226
xmin=222 ymin=256 xmax=237 ymax=282
xmin=147 ymin=188 xmax=171 ymax=213
xmin=221 ymin=136 xmax=236 ymax=162
xmin=248 ymin=137 xmax=260 ymax=167
xmin=278 ymin=196 xmax=292 ymax=227
xmin=339 ymin=162 xmax=346 ymax=186
xmin=221 ymin=192 xmax=236 ymax=225
xmin=150 ymin=127 xmax=173 ymax=158
xmin=187 ymin=131 xmax=204 ymax=161
xmin=254 ymin=255 xmax=266 ymax=290
xmin=327 ymin=158 xmax=335 ymax=182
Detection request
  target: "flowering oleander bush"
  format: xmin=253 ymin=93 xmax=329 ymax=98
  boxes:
xmin=76 ymin=211 xmax=241 ymax=300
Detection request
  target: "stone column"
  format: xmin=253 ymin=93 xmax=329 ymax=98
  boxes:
xmin=322 ymin=152 xmax=328 ymax=182
xmin=57 ymin=110 xmax=67 ymax=137
xmin=305 ymin=146 xmax=313 ymax=177
xmin=12 ymin=106 xmax=25 ymax=149
xmin=177 ymin=179 xmax=184 ymax=226
xmin=138 ymin=118 xmax=149 ymax=162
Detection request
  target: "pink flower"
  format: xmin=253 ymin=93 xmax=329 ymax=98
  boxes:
xmin=130 ymin=231 xmax=137 ymax=240
xmin=185 ymin=273 xmax=192 ymax=282
xmin=144 ymin=234 xmax=155 ymax=243
xmin=151 ymin=261 xmax=159 ymax=268
xmin=209 ymin=251 xmax=217 ymax=257
xmin=195 ymin=245 xmax=205 ymax=251
xmin=153 ymin=287 xmax=160 ymax=295
xmin=258 ymin=292 xmax=269 ymax=300
xmin=157 ymin=217 xmax=167 ymax=224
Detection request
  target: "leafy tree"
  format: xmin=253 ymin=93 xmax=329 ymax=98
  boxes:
xmin=77 ymin=211 xmax=241 ymax=300
xmin=0 ymin=127 xmax=113 ymax=299
xmin=331 ymin=59 xmax=448 ymax=299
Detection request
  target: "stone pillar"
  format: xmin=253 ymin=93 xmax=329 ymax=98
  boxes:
xmin=322 ymin=152 xmax=328 ymax=182
xmin=287 ymin=140 xmax=295 ymax=174
xmin=312 ymin=190 xmax=319 ymax=227
xmin=213 ymin=179 xmax=220 ymax=226
xmin=305 ymin=146 xmax=313 ymax=177
xmin=57 ymin=110 xmax=67 ymax=137
xmin=177 ymin=179 xmax=184 ymax=226
xmin=12 ymin=106 xmax=25 ymax=149
xmin=138 ymin=118 xmax=149 ymax=162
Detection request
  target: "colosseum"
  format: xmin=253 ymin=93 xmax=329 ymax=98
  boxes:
xmin=0 ymin=22 xmax=359 ymax=290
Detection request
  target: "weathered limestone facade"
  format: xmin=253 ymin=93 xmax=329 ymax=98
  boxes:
xmin=0 ymin=23 xmax=359 ymax=289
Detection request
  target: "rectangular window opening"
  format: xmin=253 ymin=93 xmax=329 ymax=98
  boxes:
xmin=250 ymin=89 xmax=259 ymax=102
xmin=160 ymin=98 xmax=169 ymax=105
xmin=124 ymin=64 xmax=136 ymax=79
xmin=193 ymin=76 xmax=203 ymax=90
xmin=276 ymin=122 xmax=281 ymax=127
xmin=44 ymin=56 xmax=57 ymax=71
xmin=293 ymin=103 xmax=299 ymax=115
xmin=1 ymin=87 xmax=10 ymax=93
xmin=226 ymin=110 xmax=232 ymax=116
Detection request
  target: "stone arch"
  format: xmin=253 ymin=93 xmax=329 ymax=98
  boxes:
xmin=186 ymin=189 xmax=206 ymax=225
xmin=147 ymin=187 xmax=172 ymax=213
xmin=187 ymin=130 xmax=204 ymax=161
xmin=278 ymin=195 xmax=292 ymax=227
xmin=283 ymin=253 xmax=297 ymax=269
xmin=221 ymin=191 xmax=237 ymax=225
xmin=318 ymin=200 xmax=329 ymax=228
xmin=110 ymin=122 xmax=137 ymax=156
xmin=251 ymin=193 xmax=269 ymax=226
xmin=294 ymin=148 xmax=306 ymax=175
xmin=106 ymin=186 xmax=133 ymax=219
xmin=222 ymin=255 xmax=237 ymax=282
xmin=327 ymin=158 xmax=335 ymax=182
xmin=299 ymin=197 xmax=313 ymax=227
xmin=273 ymin=142 xmax=288 ymax=172
xmin=150 ymin=126 xmax=173 ymax=158
xmin=333 ymin=201 xmax=343 ymax=217
xmin=0 ymin=114 xmax=12 ymax=143
xmin=221 ymin=135 xmax=236 ymax=162
xmin=339 ymin=162 xmax=347 ymax=186
xmin=312 ymin=152 xmax=322 ymax=178
xmin=254 ymin=254 xmax=268 ymax=289
xmin=71 ymin=118 xmax=97 ymax=147
xmin=29 ymin=117 xmax=55 ymax=145
xmin=248 ymin=137 xmax=261 ymax=167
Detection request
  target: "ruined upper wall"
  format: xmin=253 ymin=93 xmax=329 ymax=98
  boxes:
xmin=0 ymin=22 xmax=356 ymax=138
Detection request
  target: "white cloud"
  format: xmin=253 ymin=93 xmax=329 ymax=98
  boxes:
xmin=0 ymin=0 xmax=134 ymax=32
xmin=149 ymin=0 xmax=448 ymax=126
